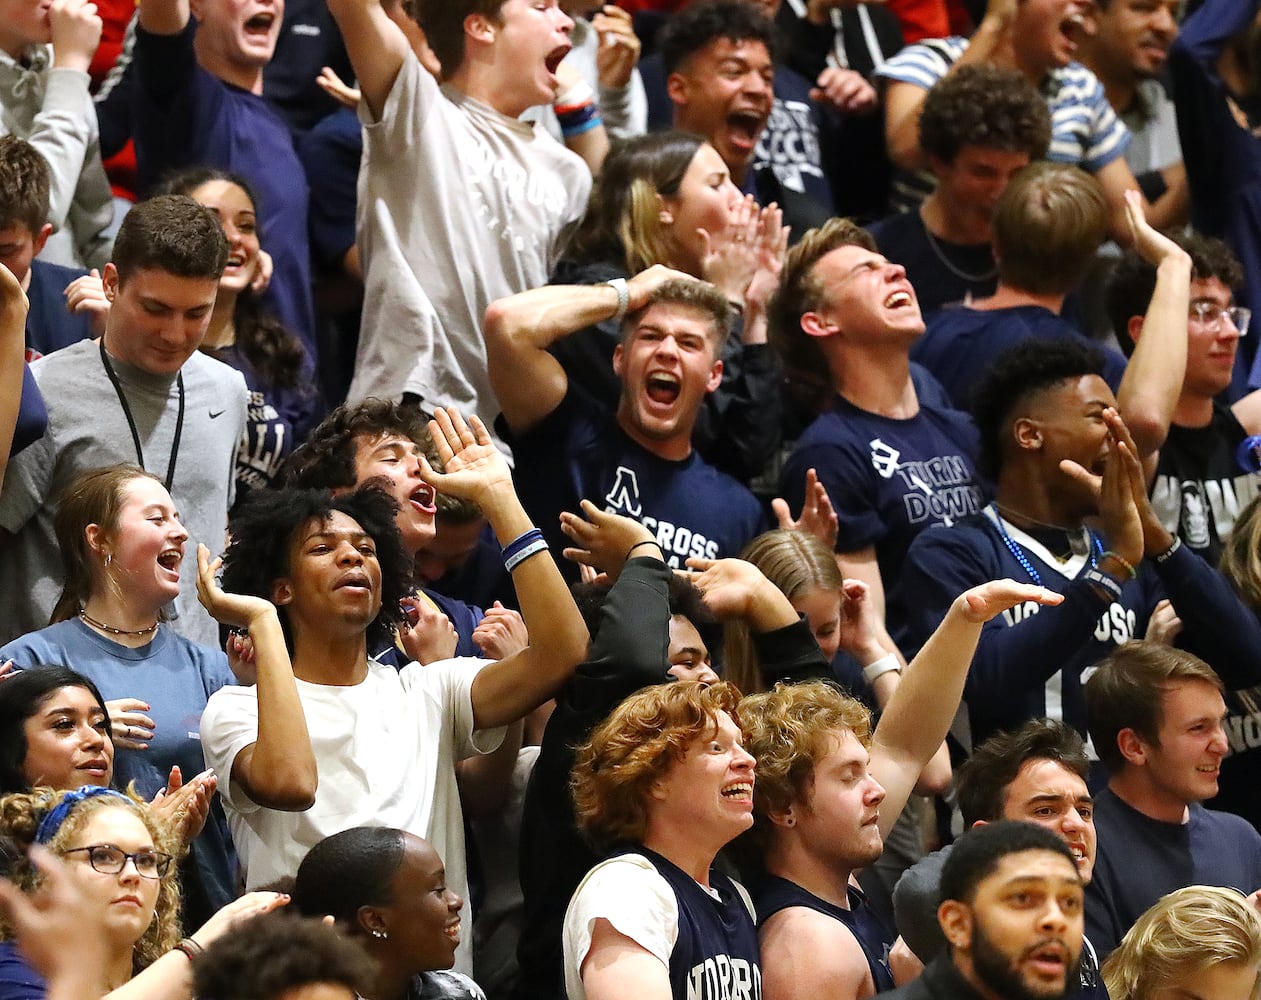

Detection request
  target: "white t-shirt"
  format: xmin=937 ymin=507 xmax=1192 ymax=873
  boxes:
xmin=200 ymin=656 xmax=504 ymax=972
xmin=350 ymin=53 xmax=591 ymax=456
xmin=563 ymin=855 xmax=679 ymax=1000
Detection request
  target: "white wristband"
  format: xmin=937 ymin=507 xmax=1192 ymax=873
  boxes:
xmin=862 ymin=653 xmax=901 ymax=685
xmin=605 ymin=277 xmax=629 ymax=322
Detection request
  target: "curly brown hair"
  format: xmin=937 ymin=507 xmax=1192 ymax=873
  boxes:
xmin=739 ymin=681 xmax=871 ymax=840
xmin=0 ymin=787 xmax=182 ymax=970
xmin=919 ymin=64 xmax=1051 ymax=165
xmin=571 ymin=681 xmax=743 ymax=850
xmin=768 ymin=218 xmax=877 ymax=379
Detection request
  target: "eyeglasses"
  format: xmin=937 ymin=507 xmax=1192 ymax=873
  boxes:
xmin=1190 ymin=301 xmax=1251 ymax=336
xmin=61 ymin=845 xmax=174 ymax=879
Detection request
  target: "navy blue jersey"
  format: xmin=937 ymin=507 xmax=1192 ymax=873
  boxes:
xmin=892 ymin=508 xmax=1261 ymax=745
xmin=912 ymin=304 xmax=1128 ymax=412
xmin=501 ymin=389 xmax=766 ymax=581
xmin=781 ymin=393 xmax=983 ymax=590
xmin=630 ymin=847 xmax=763 ymax=1000
xmin=755 ymin=875 xmax=894 ymax=992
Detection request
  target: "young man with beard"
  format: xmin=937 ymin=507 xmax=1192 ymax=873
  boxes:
xmin=882 ymin=821 xmax=1084 ymax=1000
xmin=892 ymin=721 xmax=1106 ymax=998
xmin=485 ymin=270 xmax=766 ymax=576
xmin=1084 ymin=642 xmax=1261 ymax=959
xmin=771 ymin=219 xmax=984 ymax=624
xmin=329 ymin=0 xmax=591 ymax=457
xmin=563 ymin=569 xmax=1052 ymax=1000
xmin=199 ymin=408 xmax=589 ymax=974
xmin=891 ymin=338 xmax=1261 ymax=748
xmin=740 ymin=579 xmax=1063 ymax=1000
xmin=1077 ymin=0 xmax=1186 ymax=226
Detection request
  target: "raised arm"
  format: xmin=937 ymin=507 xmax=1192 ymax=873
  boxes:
xmin=196 ymin=544 xmax=317 ymax=811
xmin=135 ymin=0 xmax=186 ymax=38
xmin=1112 ymin=190 xmax=1192 ymax=463
xmin=0 ymin=265 xmax=28 ymax=491
xmin=484 ymin=264 xmax=690 ymax=435
xmin=418 ymin=409 xmax=589 ymax=729
xmin=325 ymin=0 xmax=410 ymax=120
xmin=871 ymin=578 xmax=1062 ymax=836
xmin=881 ymin=0 xmax=1015 ymax=170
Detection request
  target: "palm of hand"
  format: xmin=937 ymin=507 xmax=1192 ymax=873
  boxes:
xmin=440 ymin=441 xmax=512 ymax=498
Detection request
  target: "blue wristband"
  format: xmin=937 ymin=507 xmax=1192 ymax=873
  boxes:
xmin=504 ymin=538 xmax=549 ymax=573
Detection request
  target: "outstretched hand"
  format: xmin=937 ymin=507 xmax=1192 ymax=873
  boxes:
xmin=418 ymin=408 xmax=512 ymax=510
xmin=685 ymin=556 xmax=771 ymax=621
xmin=561 ymin=499 xmax=659 ymax=579
xmin=772 ymin=467 xmax=839 ymax=550
xmin=955 ymin=579 xmax=1063 ymax=624
xmin=195 ymin=544 xmax=277 ymax=630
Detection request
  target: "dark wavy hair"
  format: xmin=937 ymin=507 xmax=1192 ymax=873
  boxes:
xmin=957 ymin=719 xmax=1089 ymax=827
xmin=659 ymin=0 xmax=777 ymax=74
xmin=0 ymin=667 xmax=112 ymax=794
xmin=970 ymin=338 xmax=1105 ymax=480
xmin=155 ymin=167 xmax=307 ymax=389
xmin=222 ymin=486 xmax=412 ymax=651
xmin=919 ymin=64 xmax=1050 ymax=165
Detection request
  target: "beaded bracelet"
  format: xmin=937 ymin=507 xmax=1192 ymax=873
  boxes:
xmin=1099 ymin=550 xmax=1138 ymax=580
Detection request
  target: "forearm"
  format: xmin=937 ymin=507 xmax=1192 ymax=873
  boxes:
xmin=486 ymin=283 xmax=623 ymax=355
xmin=243 ymin=612 xmax=316 ymax=808
xmin=752 ymin=617 xmax=831 ymax=686
xmin=1156 ymin=546 xmax=1261 ymax=688
xmin=137 ymin=0 xmax=188 ymax=38
xmin=1173 ymin=0 xmax=1261 ymax=66
xmin=1115 ymin=252 xmax=1191 ymax=459
xmin=472 ymin=491 xmax=589 ymax=728
xmin=105 ymin=951 xmax=191 ymax=1000
xmin=0 ymin=301 xmax=26 ymax=479
xmin=456 ymin=720 xmax=523 ymax=819
xmin=26 ymin=71 xmax=97 ymax=230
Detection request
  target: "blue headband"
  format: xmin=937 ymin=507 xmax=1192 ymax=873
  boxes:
xmin=35 ymin=786 xmax=131 ymax=844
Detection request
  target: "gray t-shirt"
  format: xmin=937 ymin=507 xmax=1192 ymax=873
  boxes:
xmin=0 ymin=340 xmax=247 ymax=646
xmin=348 ymin=54 xmax=591 ymax=456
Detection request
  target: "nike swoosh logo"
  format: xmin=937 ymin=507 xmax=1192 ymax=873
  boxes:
xmin=209 ymin=410 xmax=225 ymax=419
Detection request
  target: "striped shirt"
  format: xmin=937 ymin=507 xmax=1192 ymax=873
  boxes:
xmin=877 ymin=36 xmax=1131 ymax=210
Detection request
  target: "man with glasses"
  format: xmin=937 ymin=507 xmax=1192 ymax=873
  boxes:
xmin=1106 ymin=229 xmax=1259 ymax=565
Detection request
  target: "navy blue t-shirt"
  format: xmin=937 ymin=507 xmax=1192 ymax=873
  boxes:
xmin=912 ymin=304 xmax=1128 ymax=411
xmin=12 ymin=365 xmax=47 ymax=458
xmin=500 ymin=388 xmax=767 ymax=581
xmin=25 ymin=260 xmax=92 ymax=358
xmin=297 ymin=106 xmax=360 ymax=272
xmin=781 ymin=393 xmax=984 ymax=591
xmin=866 ymin=209 xmax=997 ymax=315
xmin=132 ymin=22 xmax=315 ymax=359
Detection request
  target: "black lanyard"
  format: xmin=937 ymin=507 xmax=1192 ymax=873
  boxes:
xmin=99 ymin=340 xmax=185 ymax=492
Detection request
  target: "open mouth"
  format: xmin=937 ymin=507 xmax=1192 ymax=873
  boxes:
xmin=884 ymin=290 xmax=913 ymax=309
xmin=157 ymin=548 xmax=183 ymax=574
xmin=1025 ymin=941 xmax=1069 ymax=977
xmin=726 ymin=110 xmax=766 ymax=153
xmin=225 ymin=251 xmax=249 ymax=269
xmin=445 ymin=919 xmax=461 ymax=944
xmin=1068 ymin=844 xmax=1087 ymax=864
xmin=544 ymin=44 xmax=570 ymax=76
xmin=244 ymin=11 xmax=274 ymax=34
xmin=645 ymin=373 xmax=681 ymax=406
xmin=721 ymin=781 xmax=753 ymax=801
xmin=410 ymin=484 xmax=437 ymax=515
xmin=1057 ymin=11 xmax=1086 ymax=52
